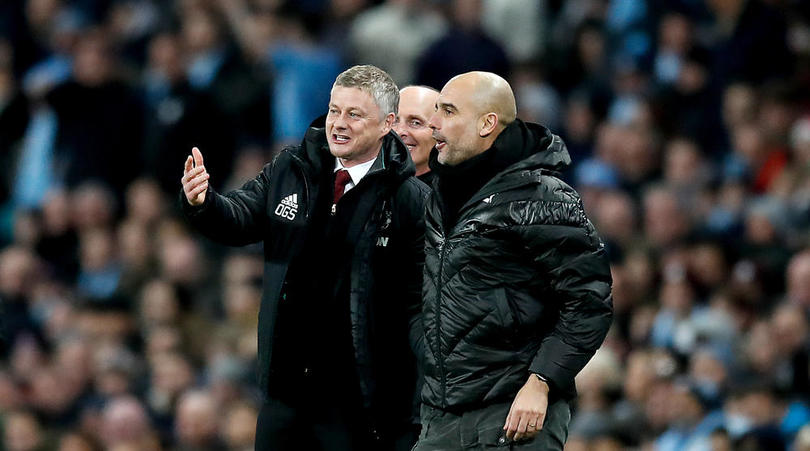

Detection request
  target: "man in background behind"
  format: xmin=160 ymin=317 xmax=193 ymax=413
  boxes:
xmin=394 ymin=85 xmax=440 ymax=185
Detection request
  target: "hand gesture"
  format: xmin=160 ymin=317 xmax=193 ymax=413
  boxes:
xmin=182 ymin=147 xmax=209 ymax=206
xmin=503 ymin=375 xmax=550 ymax=441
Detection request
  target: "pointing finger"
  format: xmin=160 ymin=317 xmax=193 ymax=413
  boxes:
xmin=192 ymin=147 xmax=204 ymax=167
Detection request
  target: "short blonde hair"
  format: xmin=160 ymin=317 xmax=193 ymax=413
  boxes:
xmin=334 ymin=65 xmax=399 ymax=118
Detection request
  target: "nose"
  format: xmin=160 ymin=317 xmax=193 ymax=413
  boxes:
xmin=333 ymin=112 xmax=348 ymax=129
xmin=428 ymin=112 xmax=440 ymax=131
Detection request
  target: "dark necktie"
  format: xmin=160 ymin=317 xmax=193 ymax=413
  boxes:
xmin=333 ymin=169 xmax=352 ymax=205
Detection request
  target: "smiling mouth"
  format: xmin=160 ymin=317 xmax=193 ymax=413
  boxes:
xmin=332 ymin=134 xmax=351 ymax=144
xmin=401 ymin=140 xmax=417 ymax=152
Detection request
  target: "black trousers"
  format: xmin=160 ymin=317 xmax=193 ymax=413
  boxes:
xmin=255 ymin=396 xmax=419 ymax=451
xmin=413 ymin=400 xmax=570 ymax=451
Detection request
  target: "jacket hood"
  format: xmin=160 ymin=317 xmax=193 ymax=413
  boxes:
xmin=494 ymin=119 xmax=571 ymax=175
xmin=294 ymin=114 xmax=415 ymax=182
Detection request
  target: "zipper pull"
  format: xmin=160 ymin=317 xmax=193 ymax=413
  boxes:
xmin=331 ymin=203 xmax=337 ymax=215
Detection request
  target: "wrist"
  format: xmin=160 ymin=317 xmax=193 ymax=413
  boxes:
xmin=528 ymin=373 xmax=550 ymax=393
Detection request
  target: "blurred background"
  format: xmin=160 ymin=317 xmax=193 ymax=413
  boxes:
xmin=0 ymin=0 xmax=809 ymax=450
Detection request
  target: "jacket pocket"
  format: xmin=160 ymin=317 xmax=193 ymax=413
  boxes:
xmin=478 ymin=425 xmax=511 ymax=447
xmin=477 ymin=424 xmax=537 ymax=448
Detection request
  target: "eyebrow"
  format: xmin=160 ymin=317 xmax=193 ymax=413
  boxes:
xmin=329 ymin=104 xmax=366 ymax=115
xmin=437 ymin=101 xmax=457 ymax=112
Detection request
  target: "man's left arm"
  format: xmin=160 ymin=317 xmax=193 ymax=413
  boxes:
xmin=505 ymin=215 xmax=613 ymax=440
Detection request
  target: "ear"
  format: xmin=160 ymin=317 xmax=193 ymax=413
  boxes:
xmin=479 ymin=112 xmax=499 ymax=137
xmin=381 ymin=112 xmax=396 ymax=135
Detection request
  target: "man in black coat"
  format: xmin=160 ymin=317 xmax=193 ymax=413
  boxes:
xmin=414 ymin=72 xmax=613 ymax=451
xmin=181 ymin=65 xmax=428 ymax=451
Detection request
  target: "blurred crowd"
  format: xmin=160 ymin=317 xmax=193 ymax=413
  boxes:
xmin=1 ymin=0 xmax=810 ymax=450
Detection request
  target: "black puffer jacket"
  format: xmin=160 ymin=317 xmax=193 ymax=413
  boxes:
xmin=421 ymin=120 xmax=613 ymax=411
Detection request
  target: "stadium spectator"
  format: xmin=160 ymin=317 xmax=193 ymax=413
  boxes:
xmin=141 ymin=31 xmax=236 ymax=196
xmin=99 ymin=396 xmax=160 ymax=450
xmin=180 ymin=4 xmax=270 ymax=147
xmin=414 ymin=0 xmax=509 ymax=90
xmin=349 ymin=0 xmax=446 ymax=85
xmin=174 ymin=389 xmax=226 ymax=451
xmin=47 ymin=29 xmax=144 ymax=198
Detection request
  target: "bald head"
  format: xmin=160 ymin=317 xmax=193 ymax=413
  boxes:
xmin=446 ymin=72 xmax=517 ymax=126
xmin=429 ymin=71 xmax=517 ymax=165
xmin=395 ymin=86 xmax=440 ymax=175
xmin=400 ymin=85 xmax=439 ymax=102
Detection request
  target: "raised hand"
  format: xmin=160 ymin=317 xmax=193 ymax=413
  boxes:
xmin=182 ymin=147 xmax=210 ymax=206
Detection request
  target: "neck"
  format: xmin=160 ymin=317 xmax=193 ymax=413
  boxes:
xmin=339 ymin=142 xmax=382 ymax=168
xmin=415 ymin=164 xmax=430 ymax=176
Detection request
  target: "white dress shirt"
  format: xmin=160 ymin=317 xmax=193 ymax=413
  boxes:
xmin=334 ymin=157 xmax=376 ymax=193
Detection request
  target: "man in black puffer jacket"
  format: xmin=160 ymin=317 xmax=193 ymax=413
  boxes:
xmin=414 ymin=72 xmax=613 ymax=451
xmin=181 ymin=65 xmax=428 ymax=451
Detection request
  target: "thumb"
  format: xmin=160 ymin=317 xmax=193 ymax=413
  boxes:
xmin=192 ymin=147 xmax=204 ymax=168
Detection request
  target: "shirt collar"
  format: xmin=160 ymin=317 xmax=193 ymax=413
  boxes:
xmin=334 ymin=156 xmax=377 ymax=186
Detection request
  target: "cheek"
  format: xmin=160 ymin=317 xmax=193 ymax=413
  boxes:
xmin=417 ymin=130 xmax=435 ymax=145
xmin=447 ymin=121 xmax=464 ymax=141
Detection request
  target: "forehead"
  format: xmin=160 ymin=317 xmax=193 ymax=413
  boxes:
xmin=399 ymin=88 xmax=438 ymax=116
xmin=438 ymin=78 xmax=476 ymax=111
xmin=330 ymin=86 xmax=377 ymax=109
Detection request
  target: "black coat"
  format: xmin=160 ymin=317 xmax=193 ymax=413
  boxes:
xmin=182 ymin=124 xmax=428 ymax=425
xmin=421 ymin=120 xmax=613 ymax=411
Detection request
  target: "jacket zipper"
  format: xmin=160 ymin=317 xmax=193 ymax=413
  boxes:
xmin=436 ymin=236 xmax=447 ymax=405
xmin=434 ymin=229 xmax=479 ymax=406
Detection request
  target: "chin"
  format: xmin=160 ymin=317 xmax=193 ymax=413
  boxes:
xmin=328 ymin=145 xmax=353 ymax=159
xmin=438 ymin=153 xmax=462 ymax=166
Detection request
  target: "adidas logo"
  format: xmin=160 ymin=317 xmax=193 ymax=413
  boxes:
xmin=274 ymin=194 xmax=299 ymax=220
xmin=281 ymin=194 xmax=298 ymax=207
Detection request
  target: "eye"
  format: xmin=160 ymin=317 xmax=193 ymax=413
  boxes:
xmin=444 ymin=108 xmax=453 ymax=116
xmin=349 ymin=112 xmax=360 ymax=118
xmin=409 ymin=119 xmax=422 ymax=128
xmin=328 ymin=108 xmax=338 ymax=115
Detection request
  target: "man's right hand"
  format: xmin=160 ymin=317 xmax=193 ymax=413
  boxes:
xmin=182 ymin=147 xmax=210 ymax=206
